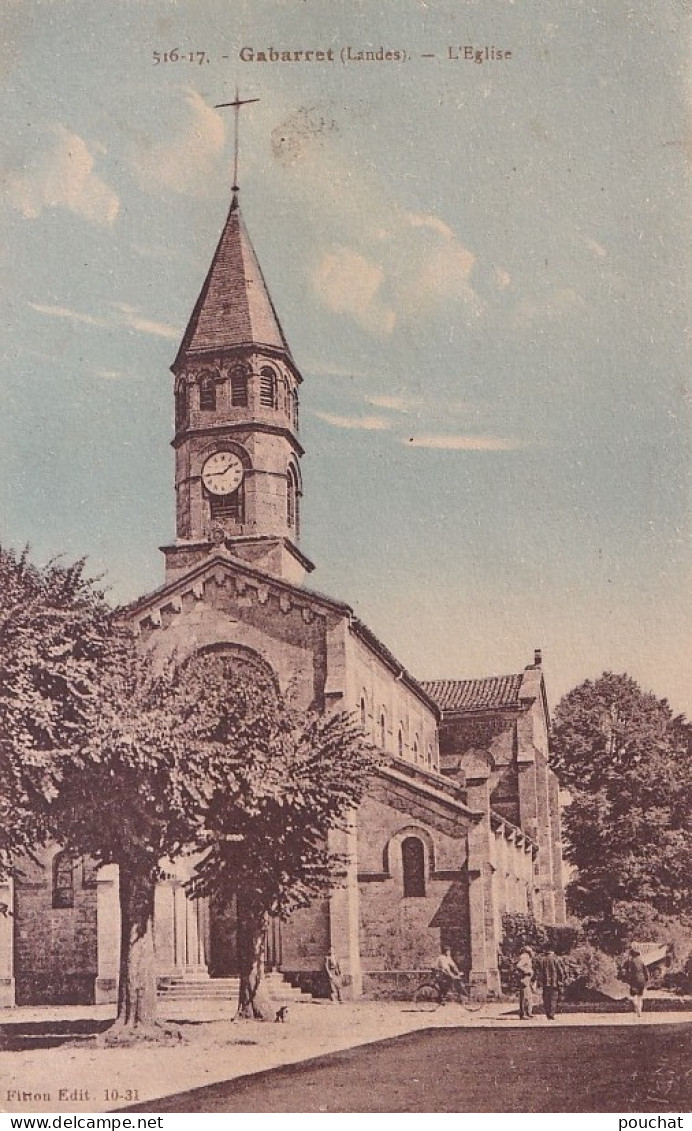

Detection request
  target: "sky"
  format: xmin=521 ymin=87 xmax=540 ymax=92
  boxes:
xmin=0 ymin=0 xmax=689 ymax=716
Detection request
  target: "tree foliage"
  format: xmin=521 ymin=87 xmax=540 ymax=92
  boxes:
xmin=0 ymin=546 xmax=113 ymax=871
xmin=551 ymin=672 xmax=691 ymax=944
xmin=180 ymin=651 xmax=378 ymax=1018
xmin=51 ymin=638 xmax=218 ymax=1034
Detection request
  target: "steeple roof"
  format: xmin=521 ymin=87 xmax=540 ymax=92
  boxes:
xmin=174 ymin=198 xmax=293 ymax=368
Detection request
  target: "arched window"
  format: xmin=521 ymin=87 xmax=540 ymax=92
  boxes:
xmin=398 ymin=728 xmax=404 ymax=759
xmin=402 ymin=837 xmax=426 ymax=898
xmin=379 ymin=712 xmax=386 ymax=749
xmin=230 ymin=367 xmax=248 ymax=407
xmin=52 ymin=850 xmax=75 ymax=909
xmin=210 ymin=484 xmax=243 ymax=522
xmin=292 ymin=389 xmax=299 ymax=429
xmin=427 ymin=744 xmax=434 ymax=768
xmin=175 ymin=382 xmax=187 ymax=431
xmin=413 ymin=735 xmax=420 ymax=762
xmin=360 ymin=696 xmax=367 ymax=730
xmin=259 ymin=367 xmax=277 ymax=408
xmin=286 ymin=465 xmax=298 ymax=531
xmin=199 ymin=373 xmax=216 ymax=411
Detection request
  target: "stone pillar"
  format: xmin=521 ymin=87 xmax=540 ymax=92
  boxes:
xmin=94 ymin=865 xmax=120 ymax=1004
xmin=548 ymin=770 xmax=566 ymax=923
xmin=535 ymin=752 xmax=556 ymax=924
xmin=156 ymin=860 xmax=208 ymax=982
xmin=465 ymin=773 xmax=501 ymax=998
xmin=0 ymin=876 xmax=15 ymax=1007
xmin=327 ymin=815 xmax=361 ymax=998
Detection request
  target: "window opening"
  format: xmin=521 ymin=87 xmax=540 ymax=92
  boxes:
xmin=402 ymin=837 xmax=426 ymax=898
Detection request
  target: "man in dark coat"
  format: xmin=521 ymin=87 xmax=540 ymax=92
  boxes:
xmin=538 ymin=948 xmax=565 ymax=1019
xmin=624 ymin=945 xmax=649 ymax=1018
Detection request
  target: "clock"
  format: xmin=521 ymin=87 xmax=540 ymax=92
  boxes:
xmin=201 ymin=451 xmax=244 ymax=496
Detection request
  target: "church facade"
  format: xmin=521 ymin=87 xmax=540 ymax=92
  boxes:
xmin=0 ymin=184 xmax=565 ymax=1008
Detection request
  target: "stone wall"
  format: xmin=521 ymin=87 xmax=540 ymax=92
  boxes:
xmin=13 ymin=849 xmax=98 ymax=1006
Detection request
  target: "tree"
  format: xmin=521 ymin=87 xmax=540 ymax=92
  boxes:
xmin=0 ymin=546 xmax=113 ymax=872
xmin=551 ymin=672 xmax=692 ymax=949
xmin=181 ymin=651 xmax=377 ymax=1020
xmin=51 ymin=638 xmax=212 ymax=1037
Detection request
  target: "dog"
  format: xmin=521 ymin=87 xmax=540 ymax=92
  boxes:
xmin=275 ymin=1005 xmax=290 ymax=1023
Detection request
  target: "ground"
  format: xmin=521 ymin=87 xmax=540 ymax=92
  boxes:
xmin=1 ymin=1000 xmax=690 ymax=1114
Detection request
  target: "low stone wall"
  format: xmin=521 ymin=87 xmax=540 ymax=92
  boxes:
xmin=361 ymin=970 xmax=426 ymax=1000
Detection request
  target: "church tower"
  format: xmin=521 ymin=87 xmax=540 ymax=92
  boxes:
xmin=161 ymin=189 xmax=313 ymax=586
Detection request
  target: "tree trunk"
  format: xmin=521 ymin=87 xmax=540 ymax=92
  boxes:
xmin=111 ymin=867 xmax=159 ymax=1033
xmin=236 ymin=906 xmax=274 ymax=1020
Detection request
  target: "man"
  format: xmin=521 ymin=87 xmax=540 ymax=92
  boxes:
xmin=516 ymin=946 xmax=535 ymax=1019
xmin=538 ymin=947 xmax=565 ymax=1020
xmin=434 ymin=946 xmax=463 ymax=999
xmin=624 ymin=945 xmax=649 ymax=1019
xmin=324 ymin=948 xmax=343 ymax=1003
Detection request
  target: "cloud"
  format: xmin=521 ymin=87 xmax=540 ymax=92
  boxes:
xmin=313 ymin=247 xmax=396 ymax=335
xmin=367 ymin=394 xmax=423 ymax=414
xmin=404 ymin=433 xmax=525 ymax=451
xmin=121 ymin=313 xmax=179 ymax=340
xmin=314 ymin=411 xmax=391 ymax=431
xmin=404 ymin=211 xmax=455 ymax=240
xmin=412 ymin=239 xmax=479 ymax=309
xmin=29 ymin=301 xmax=179 ymax=340
xmin=277 ymin=135 xmax=481 ymax=329
xmin=28 ymin=303 xmax=110 ymax=328
xmin=577 ymin=234 xmax=608 ymax=259
xmin=94 ymin=368 xmax=129 ymax=380
xmin=5 ymin=125 xmax=119 ymax=226
xmin=130 ymin=89 xmax=225 ymax=197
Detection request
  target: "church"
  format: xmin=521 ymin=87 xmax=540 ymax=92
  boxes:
xmin=0 ymin=163 xmax=566 ymax=1008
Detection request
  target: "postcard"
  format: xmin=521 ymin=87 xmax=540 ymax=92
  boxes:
xmin=0 ymin=0 xmax=689 ymax=1117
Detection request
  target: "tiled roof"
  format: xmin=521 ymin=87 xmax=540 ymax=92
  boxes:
xmin=420 ymin=673 xmax=525 ymax=713
xmin=174 ymin=200 xmax=292 ymax=366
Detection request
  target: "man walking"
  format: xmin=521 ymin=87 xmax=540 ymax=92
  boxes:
xmin=624 ymin=945 xmax=649 ymax=1019
xmin=516 ymin=946 xmax=535 ymax=1019
xmin=538 ymin=947 xmax=565 ymax=1020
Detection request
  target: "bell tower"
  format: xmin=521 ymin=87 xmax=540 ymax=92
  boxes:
xmin=161 ymin=182 xmax=313 ymax=586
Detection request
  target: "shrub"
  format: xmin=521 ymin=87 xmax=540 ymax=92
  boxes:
xmin=563 ymin=943 xmax=620 ymax=1001
xmin=498 ymin=913 xmax=581 ymax=993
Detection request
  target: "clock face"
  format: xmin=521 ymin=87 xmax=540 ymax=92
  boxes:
xmin=201 ymin=451 xmax=244 ymax=496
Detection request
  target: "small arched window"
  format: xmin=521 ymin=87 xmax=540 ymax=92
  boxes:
xmin=360 ymin=696 xmax=367 ymax=730
xmin=52 ymin=850 xmax=75 ymax=909
xmin=379 ymin=712 xmax=386 ymax=749
xmin=260 ymin=367 xmax=277 ymax=408
xmin=398 ymin=729 xmax=404 ymax=759
xmin=413 ymin=735 xmax=420 ymax=762
xmin=199 ymin=373 xmax=216 ymax=411
xmin=286 ymin=465 xmax=299 ymax=531
xmin=175 ymin=382 xmax=187 ymax=431
xmin=427 ymin=744 xmax=434 ymax=768
xmin=402 ymin=837 xmax=426 ymax=898
xmin=292 ymin=389 xmax=299 ymax=429
xmin=230 ymin=367 xmax=248 ymax=407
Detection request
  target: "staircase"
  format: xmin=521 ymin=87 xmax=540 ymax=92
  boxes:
xmin=157 ymin=971 xmax=311 ymax=1003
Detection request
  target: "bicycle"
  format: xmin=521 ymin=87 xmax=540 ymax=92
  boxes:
xmin=411 ymin=973 xmax=483 ymax=1012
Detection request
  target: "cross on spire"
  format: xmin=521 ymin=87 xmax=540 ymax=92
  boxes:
xmin=215 ymin=89 xmax=260 ymax=205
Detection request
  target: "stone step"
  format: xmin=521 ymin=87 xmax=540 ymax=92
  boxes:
xmin=156 ymin=975 xmax=310 ymax=1002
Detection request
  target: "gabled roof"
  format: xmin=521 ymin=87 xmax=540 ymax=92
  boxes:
xmin=173 ymin=199 xmax=293 ymax=368
xmin=420 ymin=673 xmax=525 ymax=713
xmin=121 ymin=551 xmax=439 ymax=718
